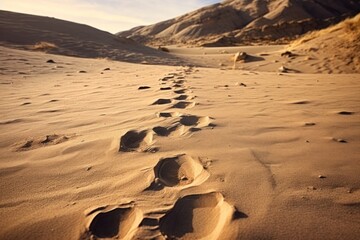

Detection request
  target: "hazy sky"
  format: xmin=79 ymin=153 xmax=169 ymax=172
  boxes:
xmin=1 ymin=0 xmax=221 ymax=33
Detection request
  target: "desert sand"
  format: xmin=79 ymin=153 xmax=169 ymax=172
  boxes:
xmin=1 ymin=8 xmax=360 ymax=240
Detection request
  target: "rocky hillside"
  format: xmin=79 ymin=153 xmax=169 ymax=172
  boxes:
xmin=117 ymin=0 xmax=360 ymax=46
xmin=0 ymin=10 xmax=183 ymax=65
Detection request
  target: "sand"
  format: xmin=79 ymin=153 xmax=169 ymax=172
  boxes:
xmin=1 ymin=42 xmax=360 ymax=240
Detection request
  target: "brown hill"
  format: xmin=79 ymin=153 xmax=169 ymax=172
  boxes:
xmin=117 ymin=0 xmax=360 ymax=47
xmin=0 ymin=10 xmax=183 ymax=65
xmin=287 ymin=13 xmax=360 ymax=73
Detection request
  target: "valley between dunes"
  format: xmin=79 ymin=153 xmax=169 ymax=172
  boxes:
xmin=0 ymin=44 xmax=359 ymax=240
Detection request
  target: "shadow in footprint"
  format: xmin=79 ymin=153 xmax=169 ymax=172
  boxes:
xmin=160 ymin=87 xmax=172 ymax=90
xmin=174 ymin=95 xmax=190 ymax=100
xmin=157 ymin=112 xmax=180 ymax=118
xmin=152 ymin=154 xmax=209 ymax=188
xmin=85 ymin=205 xmax=142 ymax=239
xmin=152 ymin=99 xmax=172 ymax=105
xmin=172 ymin=101 xmax=195 ymax=109
xmin=291 ymin=100 xmax=311 ymax=105
xmin=119 ymin=130 xmax=153 ymax=152
xmin=180 ymin=115 xmax=199 ymax=126
xmin=159 ymin=192 xmax=236 ymax=239
xmin=338 ymin=111 xmax=354 ymax=115
xmin=138 ymin=86 xmax=151 ymax=90
xmin=152 ymin=125 xmax=183 ymax=137
xmin=174 ymin=89 xmax=189 ymax=94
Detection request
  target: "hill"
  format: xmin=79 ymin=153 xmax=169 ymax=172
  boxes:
xmin=0 ymin=10 xmax=183 ymax=65
xmin=117 ymin=0 xmax=360 ymax=47
xmin=288 ymin=13 xmax=360 ymax=73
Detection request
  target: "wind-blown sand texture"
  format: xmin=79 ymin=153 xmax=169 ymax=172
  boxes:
xmin=1 ymin=43 xmax=359 ymax=239
xmin=1 ymin=6 xmax=360 ymax=240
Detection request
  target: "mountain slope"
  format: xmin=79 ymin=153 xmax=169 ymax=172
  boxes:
xmin=288 ymin=13 xmax=360 ymax=73
xmin=117 ymin=0 xmax=360 ymax=46
xmin=0 ymin=10 xmax=183 ymax=65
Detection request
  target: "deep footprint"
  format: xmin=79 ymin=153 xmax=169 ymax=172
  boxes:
xmin=152 ymin=99 xmax=172 ymax=105
xmin=174 ymin=95 xmax=193 ymax=101
xmin=179 ymin=115 xmax=212 ymax=128
xmin=160 ymin=192 xmax=236 ymax=240
xmin=84 ymin=205 xmax=142 ymax=239
xmin=153 ymin=154 xmax=209 ymax=187
xmin=153 ymin=125 xmax=185 ymax=137
xmin=171 ymin=101 xmax=195 ymax=109
xmin=119 ymin=130 xmax=154 ymax=152
xmin=157 ymin=112 xmax=181 ymax=118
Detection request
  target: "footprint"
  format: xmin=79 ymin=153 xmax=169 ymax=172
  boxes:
xmin=174 ymin=95 xmax=192 ymax=101
xmin=171 ymin=101 xmax=195 ymax=109
xmin=153 ymin=124 xmax=185 ymax=137
xmin=179 ymin=115 xmax=213 ymax=128
xmin=84 ymin=205 xmax=143 ymax=239
xmin=152 ymin=99 xmax=172 ymax=105
xmin=160 ymin=87 xmax=172 ymax=91
xmin=14 ymin=134 xmax=73 ymax=151
xmin=138 ymin=86 xmax=151 ymax=90
xmin=173 ymin=80 xmax=185 ymax=84
xmin=156 ymin=112 xmax=181 ymax=118
xmin=119 ymin=130 xmax=155 ymax=152
xmin=174 ymin=89 xmax=190 ymax=94
xmin=153 ymin=154 xmax=209 ymax=187
xmin=0 ymin=119 xmax=23 ymax=125
xmin=290 ymin=100 xmax=311 ymax=105
xmin=332 ymin=137 xmax=348 ymax=143
xmin=337 ymin=111 xmax=354 ymax=115
xmin=159 ymin=192 xmax=236 ymax=239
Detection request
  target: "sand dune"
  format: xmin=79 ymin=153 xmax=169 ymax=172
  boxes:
xmin=0 ymin=10 xmax=184 ymax=65
xmin=118 ymin=0 xmax=360 ymax=46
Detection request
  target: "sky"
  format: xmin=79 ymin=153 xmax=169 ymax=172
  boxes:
xmin=1 ymin=0 xmax=221 ymax=33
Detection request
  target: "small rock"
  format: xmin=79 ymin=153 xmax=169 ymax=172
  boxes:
xmin=158 ymin=46 xmax=169 ymax=52
xmin=78 ymin=70 xmax=87 ymax=73
xmin=307 ymin=186 xmax=317 ymax=190
xmin=46 ymin=59 xmax=56 ymax=63
xmin=318 ymin=175 xmax=326 ymax=179
xmin=219 ymin=63 xmax=225 ymax=67
xmin=304 ymin=122 xmax=316 ymax=126
xmin=103 ymin=67 xmax=110 ymax=71
xmin=86 ymin=167 xmax=92 ymax=171
xmin=234 ymin=52 xmax=248 ymax=62
xmin=278 ymin=65 xmax=288 ymax=73
xmin=281 ymin=51 xmax=294 ymax=57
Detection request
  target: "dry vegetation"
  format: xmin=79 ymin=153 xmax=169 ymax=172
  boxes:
xmin=290 ymin=13 xmax=360 ymax=47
